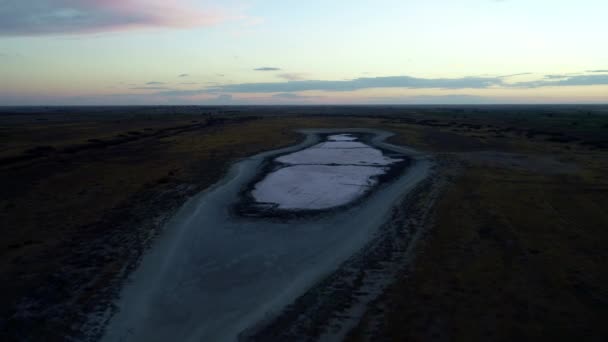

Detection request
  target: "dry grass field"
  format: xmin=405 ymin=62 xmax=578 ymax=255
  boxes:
xmin=1 ymin=106 xmax=607 ymax=340
xmin=349 ymin=108 xmax=608 ymax=341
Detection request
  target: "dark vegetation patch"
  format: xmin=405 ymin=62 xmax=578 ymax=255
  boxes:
xmin=348 ymin=165 xmax=608 ymax=341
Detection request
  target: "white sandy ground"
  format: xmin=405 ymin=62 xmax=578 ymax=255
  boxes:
xmin=252 ymin=165 xmax=386 ymax=210
xmin=276 ymin=145 xmax=400 ymax=166
xmin=328 ymin=134 xmax=357 ymax=141
xmin=314 ymin=141 xmax=370 ymax=149
xmin=98 ymin=129 xmax=431 ymax=342
xmin=252 ymin=134 xmax=401 ymax=210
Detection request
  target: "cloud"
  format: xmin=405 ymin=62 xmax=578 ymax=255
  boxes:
xmin=151 ymin=73 xmax=608 ymax=98
xmin=499 ymin=72 xmax=532 ymax=78
xmin=277 ymin=73 xmax=308 ymax=81
xmin=211 ymin=75 xmax=504 ymax=93
xmin=209 ymin=94 xmax=233 ymax=104
xmin=146 ymin=81 xmax=165 ymax=85
xmin=130 ymin=86 xmax=171 ymax=90
xmin=254 ymin=67 xmax=281 ymax=71
xmin=178 ymin=73 xmax=189 ymax=77
xmin=157 ymin=89 xmax=206 ymax=96
xmin=543 ymin=74 xmax=569 ymax=79
xmin=513 ymin=74 xmax=608 ymax=88
xmin=271 ymin=92 xmax=311 ymax=99
xmin=0 ymin=0 xmax=228 ymax=36
xmin=587 ymin=70 xmax=608 ymax=73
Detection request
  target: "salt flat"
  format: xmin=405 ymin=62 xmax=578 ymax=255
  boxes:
xmin=328 ymin=134 xmax=358 ymax=141
xmin=276 ymin=145 xmax=399 ymax=166
xmin=252 ymin=165 xmax=386 ymax=209
xmin=252 ymin=133 xmax=403 ymax=210
xmin=314 ymin=141 xmax=369 ymax=149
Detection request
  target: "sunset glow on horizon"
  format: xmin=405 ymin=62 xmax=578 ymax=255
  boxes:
xmin=1 ymin=0 xmax=607 ymax=105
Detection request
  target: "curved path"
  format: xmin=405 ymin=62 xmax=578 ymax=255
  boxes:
xmin=101 ymin=129 xmax=432 ymax=342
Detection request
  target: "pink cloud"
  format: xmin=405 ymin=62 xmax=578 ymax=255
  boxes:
xmin=0 ymin=0 xmax=232 ymax=36
xmin=100 ymin=0 xmax=225 ymax=29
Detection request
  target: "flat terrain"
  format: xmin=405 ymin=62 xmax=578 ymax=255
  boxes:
xmin=0 ymin=105 xmax=607 ymax=341
xmin=100 ymin=129 xmax=428 ymax=342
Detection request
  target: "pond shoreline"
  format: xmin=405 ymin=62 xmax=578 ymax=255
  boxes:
xmin=99 ymin=128 xmax=433 ymax=342
xmin=234 ymin=131 xmax=412 ymax=219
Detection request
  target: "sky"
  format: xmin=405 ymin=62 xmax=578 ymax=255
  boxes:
xmin=0 ymin=0 xmax=607 ymax=105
